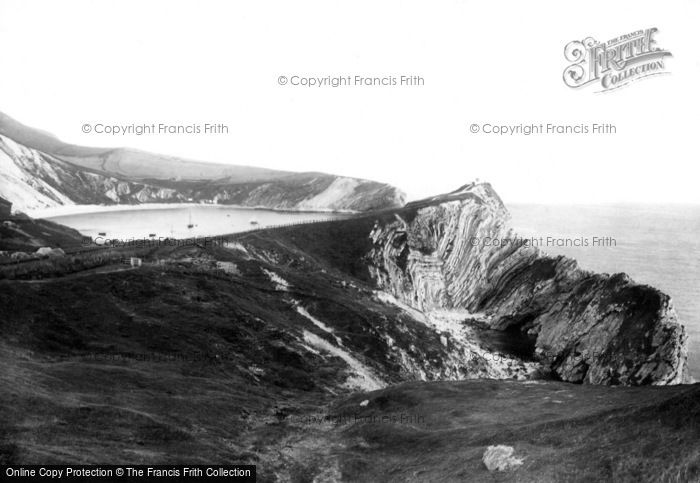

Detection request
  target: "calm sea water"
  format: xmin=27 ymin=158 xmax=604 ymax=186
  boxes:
xmin=46 ymin=205 xmax=350 ymax=240
xmin=509 ymin=204 xmax=700 ymax=379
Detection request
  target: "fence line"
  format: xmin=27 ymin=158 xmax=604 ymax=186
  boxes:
xmin=233 ymin=216 xmax=344 ymax=235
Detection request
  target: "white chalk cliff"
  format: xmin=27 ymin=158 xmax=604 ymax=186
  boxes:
xmin=0 ymin=111 xmax=405 ymax=213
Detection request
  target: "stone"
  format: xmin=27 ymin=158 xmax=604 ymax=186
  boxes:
xmin=482 ymin=445 xmax=524 ymax=471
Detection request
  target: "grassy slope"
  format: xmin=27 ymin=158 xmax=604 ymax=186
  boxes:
xmin=0 ymin=111 xmax=404 ymax=209
xmin=0 ymin=242 xmax=453 ymax=479
xmin=244 ymin=221 xmax=700 ymax=481
xmin=0 ymin=216 xmax=85 ymax=251
xmin=0 ymin=264 xmax=346 ymax=475
xmin=1 ymin=224 xmax=699 ymax=481
xmin=325 ymin=380 xmax=700 ymax=482
xmin=237 ymin=218 xmax=381 ymax=283
xmin=0 ymin=111 xmax=293 ymax=182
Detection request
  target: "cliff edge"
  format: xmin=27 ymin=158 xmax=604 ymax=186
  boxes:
xmin=366 ymin=182 xmax=689 ymax=385
xmin=0 ymin=111 xmax=405 ymax=213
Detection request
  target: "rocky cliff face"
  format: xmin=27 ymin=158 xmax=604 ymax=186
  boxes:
xmin=0 ymin=134 xmax=189 ymax=211
xmin=366 ymin=182 xmax=689 ymax=385
xmin=0 ymin=112 xmax=405 ymax=213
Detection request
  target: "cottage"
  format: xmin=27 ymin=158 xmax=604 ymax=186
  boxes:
xmin=50 ymin=248 xmax=66 ymax=257
xmin=36 ymin=247 xmax=53 ymax=257
xmin=36 ymin=247 xmax=65 ymax=258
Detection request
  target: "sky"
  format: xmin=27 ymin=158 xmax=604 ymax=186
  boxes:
xmin=0 ymin=0 xmax=698 ymax=204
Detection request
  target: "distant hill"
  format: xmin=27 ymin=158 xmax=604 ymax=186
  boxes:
xmin=0 ymin=111 xmax=405 ymax=213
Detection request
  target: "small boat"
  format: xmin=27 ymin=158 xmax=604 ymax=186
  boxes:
xmin=187 ymin=210 xmax=194 ymax=229
xmin=98 ymin=232 xmax=106 ymax=236
xmin=249 ymin=218 xmax=259 ymax=226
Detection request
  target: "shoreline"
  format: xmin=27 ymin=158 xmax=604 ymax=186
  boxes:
xmin=27 ymin=203 xmax=360 ymax=219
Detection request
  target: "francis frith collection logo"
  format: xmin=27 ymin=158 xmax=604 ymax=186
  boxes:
xmin=563 ymin=28 xmax=671 ymax=92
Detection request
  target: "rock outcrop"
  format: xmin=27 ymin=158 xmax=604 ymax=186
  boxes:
xmin=482 ymin=445 xmax=524 ymax=472
xmin=367 ymin=182 xmax=689 ymax=385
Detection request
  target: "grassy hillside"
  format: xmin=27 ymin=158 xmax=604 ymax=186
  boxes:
xmin=0 ymin=111 xmax=292 ymax=182
xmin=0 ymin=240 xmax=459 ymax=479
xmin=0 ymin=111 xmax=406 ymax=213
xmin=0 ymin=215 xmax=85 ymax=252
xmin=0 ymin=226 xmax=698 ymax=481
xmin=323 ymin=379 xmax=700 ymax=482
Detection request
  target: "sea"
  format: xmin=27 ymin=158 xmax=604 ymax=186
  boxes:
xmin=45 ymin=205 xmax=351 ymax=240
xmin=509 ymin=204 xmax=700 ymax=380
xmin=46 ymin=203 xmax=700 ymax=379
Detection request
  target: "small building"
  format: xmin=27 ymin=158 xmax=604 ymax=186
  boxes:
xmin=0 ymin=196 xmax=11 ymax=218
xmin=50 ymin=248 xmax=65 ymax=257
xmin=36 ymin=247 xmax=54 ymax=257
xmin=36 ymin=247 xmax=65 ymax=258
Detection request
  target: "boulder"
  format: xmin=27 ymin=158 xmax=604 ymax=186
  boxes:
xmin=482 ymin=445 xmax=524 ymax=471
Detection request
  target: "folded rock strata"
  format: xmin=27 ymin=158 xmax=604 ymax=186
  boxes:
xmin=367 ymin=182 xmax=689 ymax=385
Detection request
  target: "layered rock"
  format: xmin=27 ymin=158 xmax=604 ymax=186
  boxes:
xmin=367 ymin=182 xmax=689 ymax=385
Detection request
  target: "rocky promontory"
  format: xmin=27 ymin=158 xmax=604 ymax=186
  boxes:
xmin=366 ymin=182 xmax=689 ymax=385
